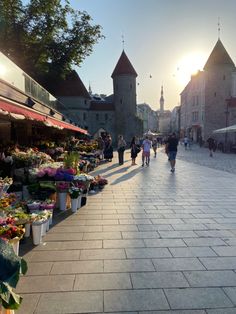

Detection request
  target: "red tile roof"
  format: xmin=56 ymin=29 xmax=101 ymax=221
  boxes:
xmin=111 ymin=50 xmax=137 ymax=78
xmin=53 ymin=71 xmax=91 ymax=98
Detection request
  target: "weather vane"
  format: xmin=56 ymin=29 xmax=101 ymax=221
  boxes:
xmin=218 ymin=17 xmax=221 ymax=39
xmin=121 ymin=33 xmax=125 ymax=50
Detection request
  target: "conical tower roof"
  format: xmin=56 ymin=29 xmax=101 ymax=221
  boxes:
xmin=204 ymin=39 xmax=235 ymax=70
xmin=111 ymin=50 xmax=137 ymax=78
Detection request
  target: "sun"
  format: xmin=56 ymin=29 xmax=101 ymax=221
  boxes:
xmin=175 ymin=53 xmax=207 ymax=86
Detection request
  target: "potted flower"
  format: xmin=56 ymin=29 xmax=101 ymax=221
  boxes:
xmin=0 ymin=218 xmax=25 ymax=255
xmin=68 ymin=185 xmax=83 ymax=213
xmin=56 ymin=182 xmax=70 ymax=211
xmin=0 ymin=239 xmax=27 ymax=311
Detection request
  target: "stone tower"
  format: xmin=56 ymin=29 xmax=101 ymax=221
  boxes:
xmin=160 ymin=85 xmax=164 ymax=114
xmin=203 ymin=39 xmax=236 ymax=138
xmin=111 ymin=50 xmax=138 ymax=142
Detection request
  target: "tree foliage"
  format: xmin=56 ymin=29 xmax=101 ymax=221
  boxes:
xmin=0 ymin=0 xmax=103 ymax=90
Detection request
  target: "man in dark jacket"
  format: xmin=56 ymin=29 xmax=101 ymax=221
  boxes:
xmin=166 ymin=133 xmax=179 ymax=173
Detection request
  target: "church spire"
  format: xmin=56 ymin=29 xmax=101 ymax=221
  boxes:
xmin=160 ymin=85 xmax=164 ymax=114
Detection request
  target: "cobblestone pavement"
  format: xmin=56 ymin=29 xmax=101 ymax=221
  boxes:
xmin=176 ymin=144 xmax=236 ymax=175
xmin=17 ymin=148 xmax=236 ymax=313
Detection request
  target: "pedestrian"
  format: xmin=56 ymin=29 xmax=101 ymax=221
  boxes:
xmin=97 ymin=136 xmax=105 ymax=160
xmin=152 ymin=138 xmax=158 ymax=157
xmin=142 ymin=136 xmax=152 ymax=167
xmin=184 ymin=136 xmax=188 ymax=150
xmin=130 ymin=136 xmax=139 ymax=165
xmin=104 ymin=135 xmax=113 ymax=162
xmin=166 ymin=132 xmax=179 ymax=173
xmin=117 ymin=135 xmax=126 ymax=165
xmin=207 ymin=136 xmax=215 ymax=157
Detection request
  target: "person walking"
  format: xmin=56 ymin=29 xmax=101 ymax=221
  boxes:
xmin=166 ymin=132 xmax=179 ymax=173
xmin=152 ymin=138 xmax=158 ymax=157
xmin=97 ymin=136 xmax=105 ymax=160
xmin=207 ymin=136 xmax=215 ymax=157
xmin=130 ymin=136 xmax=139 ymax=166
xmin=142 ymin=136 xmax=152 ymax=167
xmin=104 ymin=135 xmax=113 ymax=162
xmin=117 ymin=135 xmax=126 ymax=165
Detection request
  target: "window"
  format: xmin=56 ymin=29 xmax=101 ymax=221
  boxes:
xmin=83 ymin=113 xmax=86 ymax=121
xmin=120 ymin=99 xmax=122 ymax=104
xmin=192 ymin=111 xmax=199 ymax=122
xmin=96 ymin=113 xmax=99 ymax=121
xmin=105 ymin=113 xmax=108 ymax=121
xmin=84 ymin=100 xmax=87 ymax=104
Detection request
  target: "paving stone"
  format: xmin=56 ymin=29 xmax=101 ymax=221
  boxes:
xmin=195 ymin=230 xmax=235 ymax=238
xmin=35 ymin=291 xmax=103 ymax=313
xmin=224 ymin=287 xmax=236 ymax=305
xmin=122 ymin=231 xmax=160 ymax=239
xmin=207 ymin=309 xmax=236 ymax=314
xmin=17 ymin=275 xmax=75 ymax=293
xmin=103 ymin=224 xmax=139 ymax=231
xmin=104 ymin=259 xmax=155 ymax=272
xmin=183 ymin=238 xmax=227 ymax=247
xmin=164 ymin=287 xmax=233 ymax=309
xmin=16 ymin=293 xmax=40 ymax=314
xmin=144 ymin=238 xmax=187 ymax=247
xmin=140 ymin=310 xmax=206 ymax=314
xmin=184 ymin=270 xmax=236 ymax=287
xmin=74 ymin=273 xmax=132 ymax=290
xmin=199 ymin=257 xmax=236 ymax=270
xmin=83 ymin=231 xmax=122 ymax=240
xmin=151 ymin=218 xmax=185 ymax=224
xmin=158 ymin=230 xmax=198 ymax=238
xmin=103 ymin=239 xmax=145 ymax=248
xmin=212 ymin=246 xmax=236 ymax=256
xmin=152 ymin=257 xmax=205 ymax=271
xmin=131 ymin=271 xmax=189 ymax=288
xmin=126 ymin=248 xmax=172 ymax=259
xmin=30 ymin=250 xmax=80 ymax=262
xmin=104 ymin=289 xmax=169 ymax=312
xmin=34 ymin=240 xmax=102 ymax=250
xmin=44 ymin=232 xmax=84 ymax=241
xmin=80 ymin=248 xmax=126 ymax=260
xmin=47 ymin=225 xmax=103 ymax=233
xmin=24 ymin=262 xmax=53 ymax=275
xmin=137 ymin=224 xmax=173 ymax=231
xmin=50 ymin=260 xmax=103 ymax=274
xmin=169 ymin=247 xmax=217 ymax=258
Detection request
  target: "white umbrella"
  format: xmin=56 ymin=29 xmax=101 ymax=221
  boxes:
xmin=213 ymin=124 xmax=236 ymax=134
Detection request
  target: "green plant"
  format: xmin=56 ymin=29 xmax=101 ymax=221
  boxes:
xmin=0 ymin=239 xmax=28 ymax=309
xmin=63 ymin=152 xmax=80 ymax=170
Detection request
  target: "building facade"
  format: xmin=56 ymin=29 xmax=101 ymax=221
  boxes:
xmin=180 ymin=39 xmax=236 ymax=143
xmin=54 ymin=50 xmax=143 ymax=143
xmin=137 ymin=103 xmax=158 ymax=133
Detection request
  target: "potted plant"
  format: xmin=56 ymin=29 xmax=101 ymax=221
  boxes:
xmin=0 ymin=238 xmax=27 ymax=312
xmin=56 ymin=182 xmax=70 ymax=211
xmin=68 ymin=185 xmax=83 ymax=213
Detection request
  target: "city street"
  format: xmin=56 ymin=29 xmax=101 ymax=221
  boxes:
xmin=17 ymin=146 xmax=236 ymax=313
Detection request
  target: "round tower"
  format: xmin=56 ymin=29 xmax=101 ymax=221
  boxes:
xmin=111 ymin=50 xmax=138 ymax=140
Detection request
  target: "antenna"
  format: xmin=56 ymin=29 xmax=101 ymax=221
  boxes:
xmin=218 ymin=17 xmax=221 ymax=39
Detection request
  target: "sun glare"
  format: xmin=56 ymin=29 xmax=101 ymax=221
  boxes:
xmin=0 ymin=64 xmax=7 ymax=77
xmin=175 ymin=53 xmax=206 ymax=86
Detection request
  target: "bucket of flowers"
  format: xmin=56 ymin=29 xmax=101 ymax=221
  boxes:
xmin=56 ymin=181 xmax=70 ymax=211
xmin=0 ymin=217 xmax=25 ymax=255
xmin=68 ymin=184 xmax=83 ymax=213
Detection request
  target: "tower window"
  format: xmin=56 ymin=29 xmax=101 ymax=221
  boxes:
xmin=214 ymin=92 xmax=216 ymax=97
xmin=84 ymin=100 xmax=87 ymax=104
xmin=96 ymin=113 xmax=99 ymax=121
xmin=120 ymin=99 xmax=122 ymax=104
xmin=116 ymin=84 xmax=118 ymax=91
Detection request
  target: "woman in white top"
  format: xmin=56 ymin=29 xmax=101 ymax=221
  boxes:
xmin=142 ymin=136 xmax=152 ymax=166
xmin=117 ymin=135 xmax=126 ymax=165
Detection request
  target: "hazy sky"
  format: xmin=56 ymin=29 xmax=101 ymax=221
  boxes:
xmin=69 ymin=0 xmax=236 ymax=111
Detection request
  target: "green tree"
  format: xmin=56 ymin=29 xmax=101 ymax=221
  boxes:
xmin=0 ymin=0 xmax=103 ymax=91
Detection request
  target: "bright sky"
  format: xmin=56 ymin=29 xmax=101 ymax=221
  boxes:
xmin=69 ymin=0 xmax=236 ymax=111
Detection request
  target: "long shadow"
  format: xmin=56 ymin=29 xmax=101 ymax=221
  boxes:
xmin=104 ymin=165 xmax=130 ymax=178
xmin=110 ymin=167 xmax=142 ymax=185
xmin=91 ymin=159 xmax=131 ymax=177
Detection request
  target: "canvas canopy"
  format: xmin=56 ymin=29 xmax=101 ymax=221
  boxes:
xmin=213 ymin=124 xmax=236 ymax=134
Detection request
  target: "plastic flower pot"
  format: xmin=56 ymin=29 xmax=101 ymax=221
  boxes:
xmin=42 ymin=220 xmax=47 ymax=236
xmin=46 ymin=219 xmax=50 ymax=232
xmin=71 ymin=198 xmax=78 ymax=213
xmin=24 ymin=223 xmax=31 ymax=238
xmin=32 ymin=221 xmax=43 ymax=245
xmin=48 ymin=209 xmax=53 ymax=225
xmin=9 ymin=238 xmax=20 ymax=256
xmin=77 ymin=195 xmax=82 ymax=209
xmin=58 ymin=192 xmax=67 ymax=211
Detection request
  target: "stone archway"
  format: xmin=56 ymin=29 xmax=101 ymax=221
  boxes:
xmin=93 ymin=128 xmax=107 ymax=139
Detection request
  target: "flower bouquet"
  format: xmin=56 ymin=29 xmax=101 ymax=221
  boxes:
xmin=68 ymin=185 xmax=83 ymax=199
xmin=0 ymin=177 xmax=13 ymax=197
